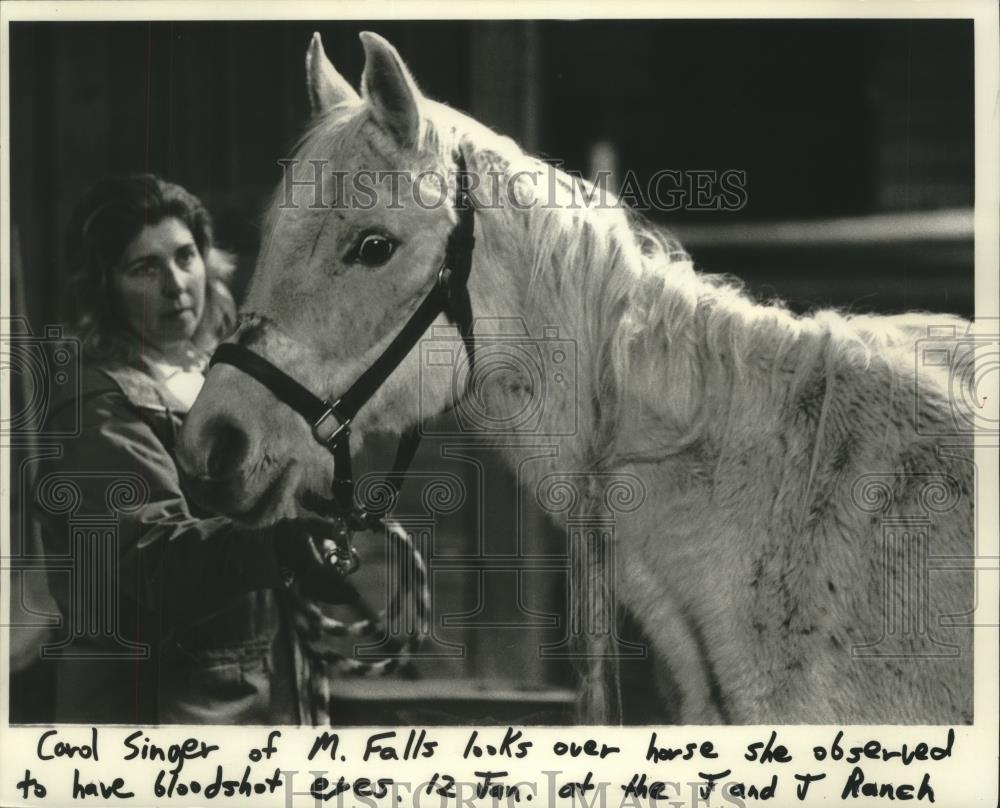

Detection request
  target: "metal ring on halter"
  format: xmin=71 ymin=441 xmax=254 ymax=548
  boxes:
xmin=324 ymin=543 xmax=361 ymax=576
xmin=312 ymin=399 xmax=352 ymax=446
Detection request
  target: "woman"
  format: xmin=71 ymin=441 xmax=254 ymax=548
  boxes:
xmin=36 ymin=174 xmax=353 ymax=724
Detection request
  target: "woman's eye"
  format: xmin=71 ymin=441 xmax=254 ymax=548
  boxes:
xmin=127 ymin=261 xmax=157 ymax=277
xmin=353 ymin=234 xmax=396 ymax=267
xmin=176 ymin=246 xmax=196 ymax=267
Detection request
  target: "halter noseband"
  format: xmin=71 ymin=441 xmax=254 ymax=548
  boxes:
xmin=210 ymin=150 xmax=476 ymax=542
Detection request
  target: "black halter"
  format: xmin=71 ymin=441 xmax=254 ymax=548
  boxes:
xmin=211 ymin=151 xmax=476 ymax=543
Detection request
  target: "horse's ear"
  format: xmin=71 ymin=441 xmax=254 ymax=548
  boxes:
xmin=306 ymin=32 xmax=359 ymax=113
xmin=359 ymin=31 xmax=422 ymax=147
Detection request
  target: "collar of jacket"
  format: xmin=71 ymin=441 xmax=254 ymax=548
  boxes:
xmin=98 ymin=362 xmax=192 ymax=414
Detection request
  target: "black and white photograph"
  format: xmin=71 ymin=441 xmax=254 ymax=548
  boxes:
xmin=2 ymin=2 xmax=998 ymax=806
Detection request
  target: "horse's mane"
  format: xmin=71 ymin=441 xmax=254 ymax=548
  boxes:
xmin=277 ymin=96 xmax=965 ymax=471
xmin=422 ymin=107 xmax=963 ymax=462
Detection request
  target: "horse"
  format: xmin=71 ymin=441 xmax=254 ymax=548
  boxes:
xmin=177 ymin=31 xmax=974 ymax=724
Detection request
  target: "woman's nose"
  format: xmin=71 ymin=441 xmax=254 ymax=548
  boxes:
xmin=161 ymin=263 xmax=186 ymax=298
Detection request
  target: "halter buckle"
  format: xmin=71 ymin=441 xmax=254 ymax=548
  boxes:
xmin=312 ymin=400 xmax=351 ymax=446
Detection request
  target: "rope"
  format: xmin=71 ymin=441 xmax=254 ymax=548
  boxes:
xmin=289 ymin=519 xmax=431 ymax=724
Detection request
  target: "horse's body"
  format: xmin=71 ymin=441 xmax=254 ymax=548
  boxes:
xmin=177 ymin=32 xmax=973 ymax=724
xmin=605 ymin=313 xmax=974 ymax=723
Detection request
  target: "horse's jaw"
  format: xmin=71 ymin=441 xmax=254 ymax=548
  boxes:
xmin=229 ymin=463 xmax=305 ymax=527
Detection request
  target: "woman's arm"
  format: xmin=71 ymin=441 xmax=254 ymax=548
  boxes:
xmin=38 ymin=387 xmax=285 ymax=630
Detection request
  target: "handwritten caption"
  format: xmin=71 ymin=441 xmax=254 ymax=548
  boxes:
xmin=13 ymin=726 xmax=957 ymax=805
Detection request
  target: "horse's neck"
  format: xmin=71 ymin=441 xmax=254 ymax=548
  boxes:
xmin=489 ymin=219 xmax=838 ymax=494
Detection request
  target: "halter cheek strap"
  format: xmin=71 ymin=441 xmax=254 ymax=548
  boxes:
xmin=210 ymin=150 xmax=477 ymax=532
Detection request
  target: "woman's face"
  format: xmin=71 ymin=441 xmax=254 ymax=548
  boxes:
xmin=113 ymin=217 xmax=207 ymax=353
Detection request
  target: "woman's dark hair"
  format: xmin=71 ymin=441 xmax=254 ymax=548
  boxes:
xmin=66 ymin=173 xmax=236 ymax=362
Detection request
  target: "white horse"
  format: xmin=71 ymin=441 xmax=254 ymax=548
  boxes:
xmin=177 ymin=32 xmax=973 ymax=724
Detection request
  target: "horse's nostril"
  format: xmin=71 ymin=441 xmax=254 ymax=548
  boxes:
xmin=205 ymin=418 xmax=250 ymax=481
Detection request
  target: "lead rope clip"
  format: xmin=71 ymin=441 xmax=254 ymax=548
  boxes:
xmin=321 ymin=520 xmax=362 ymax=576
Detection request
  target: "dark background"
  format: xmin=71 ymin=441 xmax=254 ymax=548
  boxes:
xmin=8 ymin=19 xmax=975 ymax=724
xmin=10 ymin=19 xmax=974 ymax=325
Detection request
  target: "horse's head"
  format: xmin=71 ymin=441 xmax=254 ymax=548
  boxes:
xmin=177 ymin=32 xmax=521 ymax=523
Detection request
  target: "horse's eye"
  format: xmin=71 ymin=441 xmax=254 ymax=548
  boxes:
xmin=353 ymin=233 xmax=396 ymax=267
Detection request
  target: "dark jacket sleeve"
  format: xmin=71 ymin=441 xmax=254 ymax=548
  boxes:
xmin=37 ymin=387 xmax=285 ymax=631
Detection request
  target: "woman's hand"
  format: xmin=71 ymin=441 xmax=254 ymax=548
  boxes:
xmin=274 ymin=518 xmax=361 ymax=605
